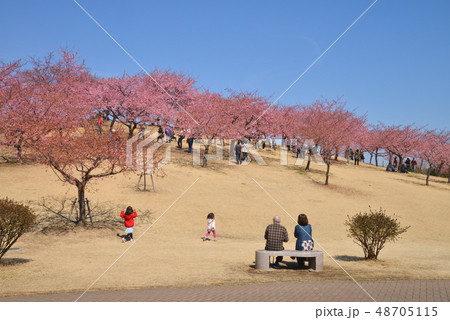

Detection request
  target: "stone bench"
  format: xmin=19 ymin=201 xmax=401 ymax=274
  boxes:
xmin=255 ymin=249 xmax=323 ymax=272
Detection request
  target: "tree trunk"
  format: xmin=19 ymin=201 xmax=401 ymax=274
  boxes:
xmin=202 ymin=144 xmax=210 ymax=168
xmin=128 ymin=123 xmax=138 ymax=138
xmin=230 ymin=140 xmax=236 ymax=161
xmin=334 ymin=148 xmax=338 ymax=160
xmin=397 ymin=156 xmax=403 ymax=173
xmin=305 ymin=148 xmax=312 ymax=170
xmin=366 ymin=249 xmax=377 ymax=260
xmin=77 ymin=184 xmax=87 ymax=225
xmin=109 ymin=119 xmax=116 ymax=132
xmin=15 ymin=144 xmax=22 ymax=163
xmin=143 ymin=167 xmax=147 ymax=191
xmin=426 ymin=167 xmax=431 ymax=186
xmin=436 ymin=162 xmax=443 ymax=177
xmin=369 ymin=153 xmax=373 ymax=165
xmin=375 ymin=148 xmax=379 ymax=166
xmin=448 ymin=167 xmax=450 ymax=183
xmin=325 ymin=156 xmax=331 ymax=185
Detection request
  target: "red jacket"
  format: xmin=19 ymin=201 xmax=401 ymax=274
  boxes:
xmin=120 ymin=211 xmax=137 ymax=227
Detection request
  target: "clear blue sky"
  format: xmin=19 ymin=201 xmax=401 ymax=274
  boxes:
xmin=1 ymin=0 xmax=449 ymax=130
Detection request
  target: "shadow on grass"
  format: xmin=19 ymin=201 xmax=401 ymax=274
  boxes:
xmin=334 ymin=255 xmax=365 ymax=262
xmin=29 ymin=197 xmax=153 ymax=235
xmin=402 ymin=174 xmax=449 ymax=189
xmin=303 ymin=174 xmax=366 ymax=196
xmin=0 ymin=258 xmax=32 ymax=266
xmin=248 ymin=259 xmax=311 ymax=270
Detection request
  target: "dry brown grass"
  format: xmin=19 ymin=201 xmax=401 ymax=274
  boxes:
xmin=0 ymin=144 xmax=449 ymax=297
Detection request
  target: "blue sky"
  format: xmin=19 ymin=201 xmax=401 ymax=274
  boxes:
xmin=1 ymin=0 xmax=449 ymax=130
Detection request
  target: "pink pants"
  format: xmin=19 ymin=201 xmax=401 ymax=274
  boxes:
xmin=205 ymin=230 xmax=216 ymax=238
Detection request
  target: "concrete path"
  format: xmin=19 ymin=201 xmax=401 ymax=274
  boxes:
xmin=1 ymin=280 xmax=449 ymax=302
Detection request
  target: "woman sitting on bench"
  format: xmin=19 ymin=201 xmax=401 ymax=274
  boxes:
xmin=294 ymin=214 xmax=314 ymax=269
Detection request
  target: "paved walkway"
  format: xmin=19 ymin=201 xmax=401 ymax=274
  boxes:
xmin=1 ymin=280 xmax=449 ymax=302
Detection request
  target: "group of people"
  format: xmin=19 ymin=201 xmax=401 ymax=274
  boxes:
xmin=119 ymin=208 xmax=313 ymax=270
xmin=387 ymin=157 xmax=417 ymax=173
xmin=255 ymin=135 xmax=277 ymax=151
xmin=344 ymin=146 xmax=364 ymax=165
xmin=155 ymin=125 xmax=194 ymax=153
xmin=234 ymin=140 xmax=249 ymax=164
xmin=264 ymin=214 xmax=313 ymax=269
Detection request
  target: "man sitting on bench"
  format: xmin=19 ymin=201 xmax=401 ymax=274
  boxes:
xmin=264 ymin=215 xmax=289 ymax=269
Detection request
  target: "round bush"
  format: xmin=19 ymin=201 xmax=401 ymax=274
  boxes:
xmin=345 ymin=207 xmax=410 ymax=260
xmin=0 ymin=198 xmax=36 ymax=260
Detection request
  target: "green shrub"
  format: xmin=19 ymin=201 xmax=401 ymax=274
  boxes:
xmin=0 ymin=198 xmax=36 ymax=260
xmin=345 ymin=207 xmax=410 ymax=260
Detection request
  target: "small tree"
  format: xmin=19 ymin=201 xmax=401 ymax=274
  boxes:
xmin=298 ymin=99 xmax=366 ymax=184
xmin=177 ymin=90 xmax=271 ymax=167
xmin=416 ymin=129 xmax=449 ymax=186
xmin=0 ymin=198 xmax=36 ymax=260
xmin=345 ymin=207 xmax=409 ymax=260
xmin=378 ymin=124 xmax=422 ymax=172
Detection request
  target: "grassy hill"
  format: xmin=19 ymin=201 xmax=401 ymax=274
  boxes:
xmin=1 ymin=140 xmax=449 ymax=296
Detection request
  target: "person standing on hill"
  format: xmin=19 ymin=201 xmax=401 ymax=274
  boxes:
xmin=138 ymin=124 xmax=145 ymax=140
xmin=97 ymin=116 xmax=104 ymax=134
xmin=120 ymin=206 xmax=137 ymax=242
xmin=177 ymin=131 xmax=185 ymax=149
xmin=157 ymin=126 xmax=164 ymax=142
xmin=264 ymin=215 xmax=289 ymax=269
xmin=242 ymin=140 xmax=248 ymax=161
xmin=354 ymin=149 xmax=360 ymax=166
xmin=165 ymin=126 xmax=172 ymax=143
xmin=297 ymin=145 xmax=302 ymax=158
xmin=187 ymin=137 xmax=194 ymax=153
xmin=411 ymin=158 xmax=417 ymax=172
xmin=188 ymin=136 xmax=193 ymax=151
xmin=405 ymin=158 xmax=411 ymax=171
xmin=235 ymin=140 xmax=242 ymax=164
xmin=393 ymin=157 xmax=398 ymax=170
xmin=345 ymin=146 xmax=351 ymax=165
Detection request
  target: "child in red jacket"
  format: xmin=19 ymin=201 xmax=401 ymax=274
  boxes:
xmin=120 ymin=206 xmax=137 ymax=242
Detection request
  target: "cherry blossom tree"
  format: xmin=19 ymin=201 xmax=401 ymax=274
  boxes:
xmin=298 ymin=99 xmax=366 ymax=185
xmin=175 ymin=91 xmax=231 ymax=167
xmin=416 ymin=129 xmax=450 ymax=185
xmin=0 ymin=59 xmax=22 ymax=102
xmin=272 ymin=105 xmax=301 ymax=141
xmin=0 ymin=51 xmax=93 ymax=162
xmin=1 ymin=51 xmax=132 ymax=224
xmin=96 ymin=70 xmax=197 ymax=138
xmin=34 ymin=126 xmax=129 ymax=224
xmin=0 ymin=59 xmax=23 ymax=161
xmin=177 ymin=90 xmax=273 ymax=167
xmin=378 ymin=124 xmax=422 ymax=172
xmin=358 ymin=125 xmax=385 ymax=166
